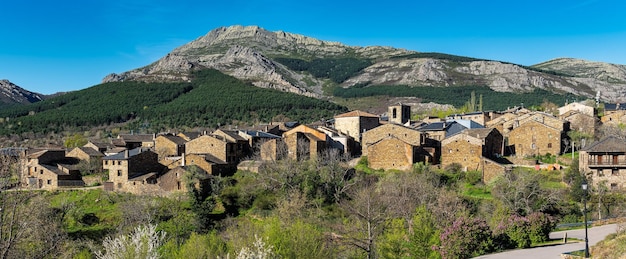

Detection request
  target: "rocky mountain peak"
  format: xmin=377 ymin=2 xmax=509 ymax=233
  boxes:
xmin=103 ymin=25 xmax=626 ymax=103
xmin=0 ymin=79 xmax=44 ymax=105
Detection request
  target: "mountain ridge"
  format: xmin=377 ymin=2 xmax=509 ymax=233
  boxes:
xmin=101 ymin=25 xmax=626 ymax=102
xmin=0 ymin=79 xmax=46 ymax=106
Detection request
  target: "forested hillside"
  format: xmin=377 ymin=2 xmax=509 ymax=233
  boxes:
xmin=333 ymin=85 xmax=579 ymax=110
xmin=0 ymin=69 xmax=347 ymax=135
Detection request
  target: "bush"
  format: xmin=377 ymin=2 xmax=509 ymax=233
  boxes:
xmin=439 ymin=216 xmax=494 ymax=258
xmin=495 ymin=214 xmax=531 ymax=248
xmin=527 ymin=212 xmax=556 ymax=244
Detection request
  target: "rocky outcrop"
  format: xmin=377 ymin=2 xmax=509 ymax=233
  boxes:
xmin=533 ymin=58 xmax=626 ymax=83
xmin=103 ymin=25 xmax=626 ymax=102
xmin=0 ymin=80 xmax=45 ymax=105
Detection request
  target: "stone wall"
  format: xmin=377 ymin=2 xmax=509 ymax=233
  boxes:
xmin=362 ymin=124 xmax=421 ymax=156
xmin=508 ymin=120 xmax=562 ymax=157
xmin=441 ymin=135 xmax=483 ymax=171
xmin=186 ymin=135 xmax=228 ymax=162
xmin=367 ymin=137 xmax=413 ymax=171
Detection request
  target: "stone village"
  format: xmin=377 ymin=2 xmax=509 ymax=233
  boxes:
xmin=14 ymin=101 xmax=626 ymax=195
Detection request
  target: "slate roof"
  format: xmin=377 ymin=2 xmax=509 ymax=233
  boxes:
xmin=159 ymin=135 xmax=187 ymax=145
xmin=240 ymin=130 xmax=281 ymax=139
xmin=604 ymin=103 xmax=626 ymax=111
xmin=335 ymin=110 xmax=379 ymax=118
xmin=118 ymin=134 xmax=154 ymax=142
xmin=582 ymin=136 xmax=626 ymax=153
xmin=103 ymin=147 xmax=145 ymax=160
xmin=74 ymin=147 xmax=104 ymax=157
xmin=462 ymin=128 xmax=495 ymax=139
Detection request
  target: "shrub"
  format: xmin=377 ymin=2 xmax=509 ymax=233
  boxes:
xmin=438 ymin=216 xmax=494 ymax=259
xmin=527 ymin=212 xmax=556 ymax=244
xmin=495 ymin=214 xmax=531 ymax=248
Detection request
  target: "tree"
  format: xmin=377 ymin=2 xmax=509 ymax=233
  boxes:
xmin=337 ymin=175 xmax=387 ymax=259
xmin=64 ymin=133 xmax=88 ymax=148
xmin=0 ymin=151 xmax=33 ymax=259
xmin=491 ymin=168 xmax=558 ymax=216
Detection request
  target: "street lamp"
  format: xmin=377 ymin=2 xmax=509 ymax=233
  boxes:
xmin=582 ymin=181 xmax=590 ymax=258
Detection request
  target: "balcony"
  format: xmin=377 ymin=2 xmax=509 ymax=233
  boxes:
xmin=587 ymin=160 xmax=626 ymax=168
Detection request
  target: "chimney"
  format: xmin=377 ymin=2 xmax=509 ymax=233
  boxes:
xmin=181 ymin=153 xmax=186 ymax=167
xmin=124 ymin=150 xmax=129 ymax=158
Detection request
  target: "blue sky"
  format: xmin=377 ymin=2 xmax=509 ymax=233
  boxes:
xmin=1 ymin=0 xmax=625 ymax=94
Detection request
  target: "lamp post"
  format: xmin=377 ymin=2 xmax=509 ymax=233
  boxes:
xmin=582 ymin=181 xmax=590 ymax=258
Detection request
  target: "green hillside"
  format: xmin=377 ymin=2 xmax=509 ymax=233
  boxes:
xmin=333 ymin=85 xmax=580 ymax=110
xmin=0 ymin=69 xmax=347 ymax=135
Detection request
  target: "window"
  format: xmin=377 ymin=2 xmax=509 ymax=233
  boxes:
xmin=117 ymin=170 xmax=122 ymax=176
xmin=598 ymin=169 xmax=604 ymax=176
xmin=117 ymin=161 xmax=121 ymax=165
xmin=392 ymin=108 xmax=397 ymax=119
xmin=612 ymin=169 xmax=620 ymax=176
xmin=104 ymin=160 xmax=108 ymax=165
xmin=547 ymin=143 xmax=552 ymax=148
xmin=40 ymin=170 xmax=43 ymax=174
xmin=47 ymin=179 xmax=51 ymax=185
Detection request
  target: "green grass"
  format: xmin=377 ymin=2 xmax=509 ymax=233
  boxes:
xmin=462 ymin=183 xmax=493 ymax=199
xmin=47 ymin=189 xmax=124 ymax=239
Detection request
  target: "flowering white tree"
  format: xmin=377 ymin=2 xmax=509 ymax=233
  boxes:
xmin=95 ymin=224 xmax=166 ymax=259
xmin=236 ymin=235 xmax=276 ymax=259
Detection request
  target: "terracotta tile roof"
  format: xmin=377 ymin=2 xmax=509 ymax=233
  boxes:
xmin=335 ymin=110 xmax=379 ymax=118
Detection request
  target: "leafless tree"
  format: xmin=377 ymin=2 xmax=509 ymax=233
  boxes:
xmin=337 ymin=175 xmax=387 ymax=259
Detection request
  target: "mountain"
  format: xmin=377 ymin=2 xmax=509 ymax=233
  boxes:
xmin=0 ymin=79 xmax=45 ymax=106
xmin=103 ymin=25 xmax=626 ymax=102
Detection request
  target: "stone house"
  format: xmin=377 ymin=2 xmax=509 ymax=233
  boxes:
xmin=446 ymin=111 xmax=497 ymax=126
xmin=237 ymin=130 xmax=282 ymax=157
xmin=155 ymin=134 xmax=187 ymax=158
xmin=184 ymin=153 xmax=229 ymax=175
xmin=388 ymin=104 xmax=411 ymax=125
xmin=66 ymin=146 xmax=104 ymax=162
xmin=317 ymin=126 xmax=356 ymax=155
xmin=284 ymin=131 xmax=325 ymax=160
xmin=102 ymin=148 xmax=166 ymax=192
xmin=84 ymin=141 xmax=114 ymax=153
xmin=213 ymin=129 xmax=251 ymax=160
xmin=367 ymin=136 xmax=416 ymax=171
xmin=333 ymin=110 xmax=380 ymax=144
xmin=66 ymin=146 xmax=104 ymax=175
xmin=560 ymin=111 xmax=598 ymax=137
xmin=579 ymin=136 xmax=626 ymax=190
xmin=507 ymin=120 xmax=563 ymax=157
xmin=515 ymin=112 xmax=565 ymax=132
xmin=185 ymin=134 xmax=243 ymax=167
xmin=177 ymin=132 xmax=204 ymax=141
xmin=156 ymin=166 xmax=211 ymax=194
xmin=23 ymin=149 xmax=83 ymax=190
xmin=282 ymin=125 xmax=327 ymax=160
xmin=116 ymin=134 xmax=155 ymax=149
xmin=259 ymin=138 xmax=288 ymax=161
xmin=485 ymin=113 xmax=519 ymax=136
xmin=362 ymin=123 xmax=423 ymax=156
xmin=440 ymin=128 xmax=507 ymax=181
xmin=601 ymin=104 xmax=626 ymax=125
xmin=558 ymin=102 xmax=595 ymax=117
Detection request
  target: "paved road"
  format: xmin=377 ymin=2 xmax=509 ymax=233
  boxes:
xmin=473 ymin=224 xmax=619 ymax=259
